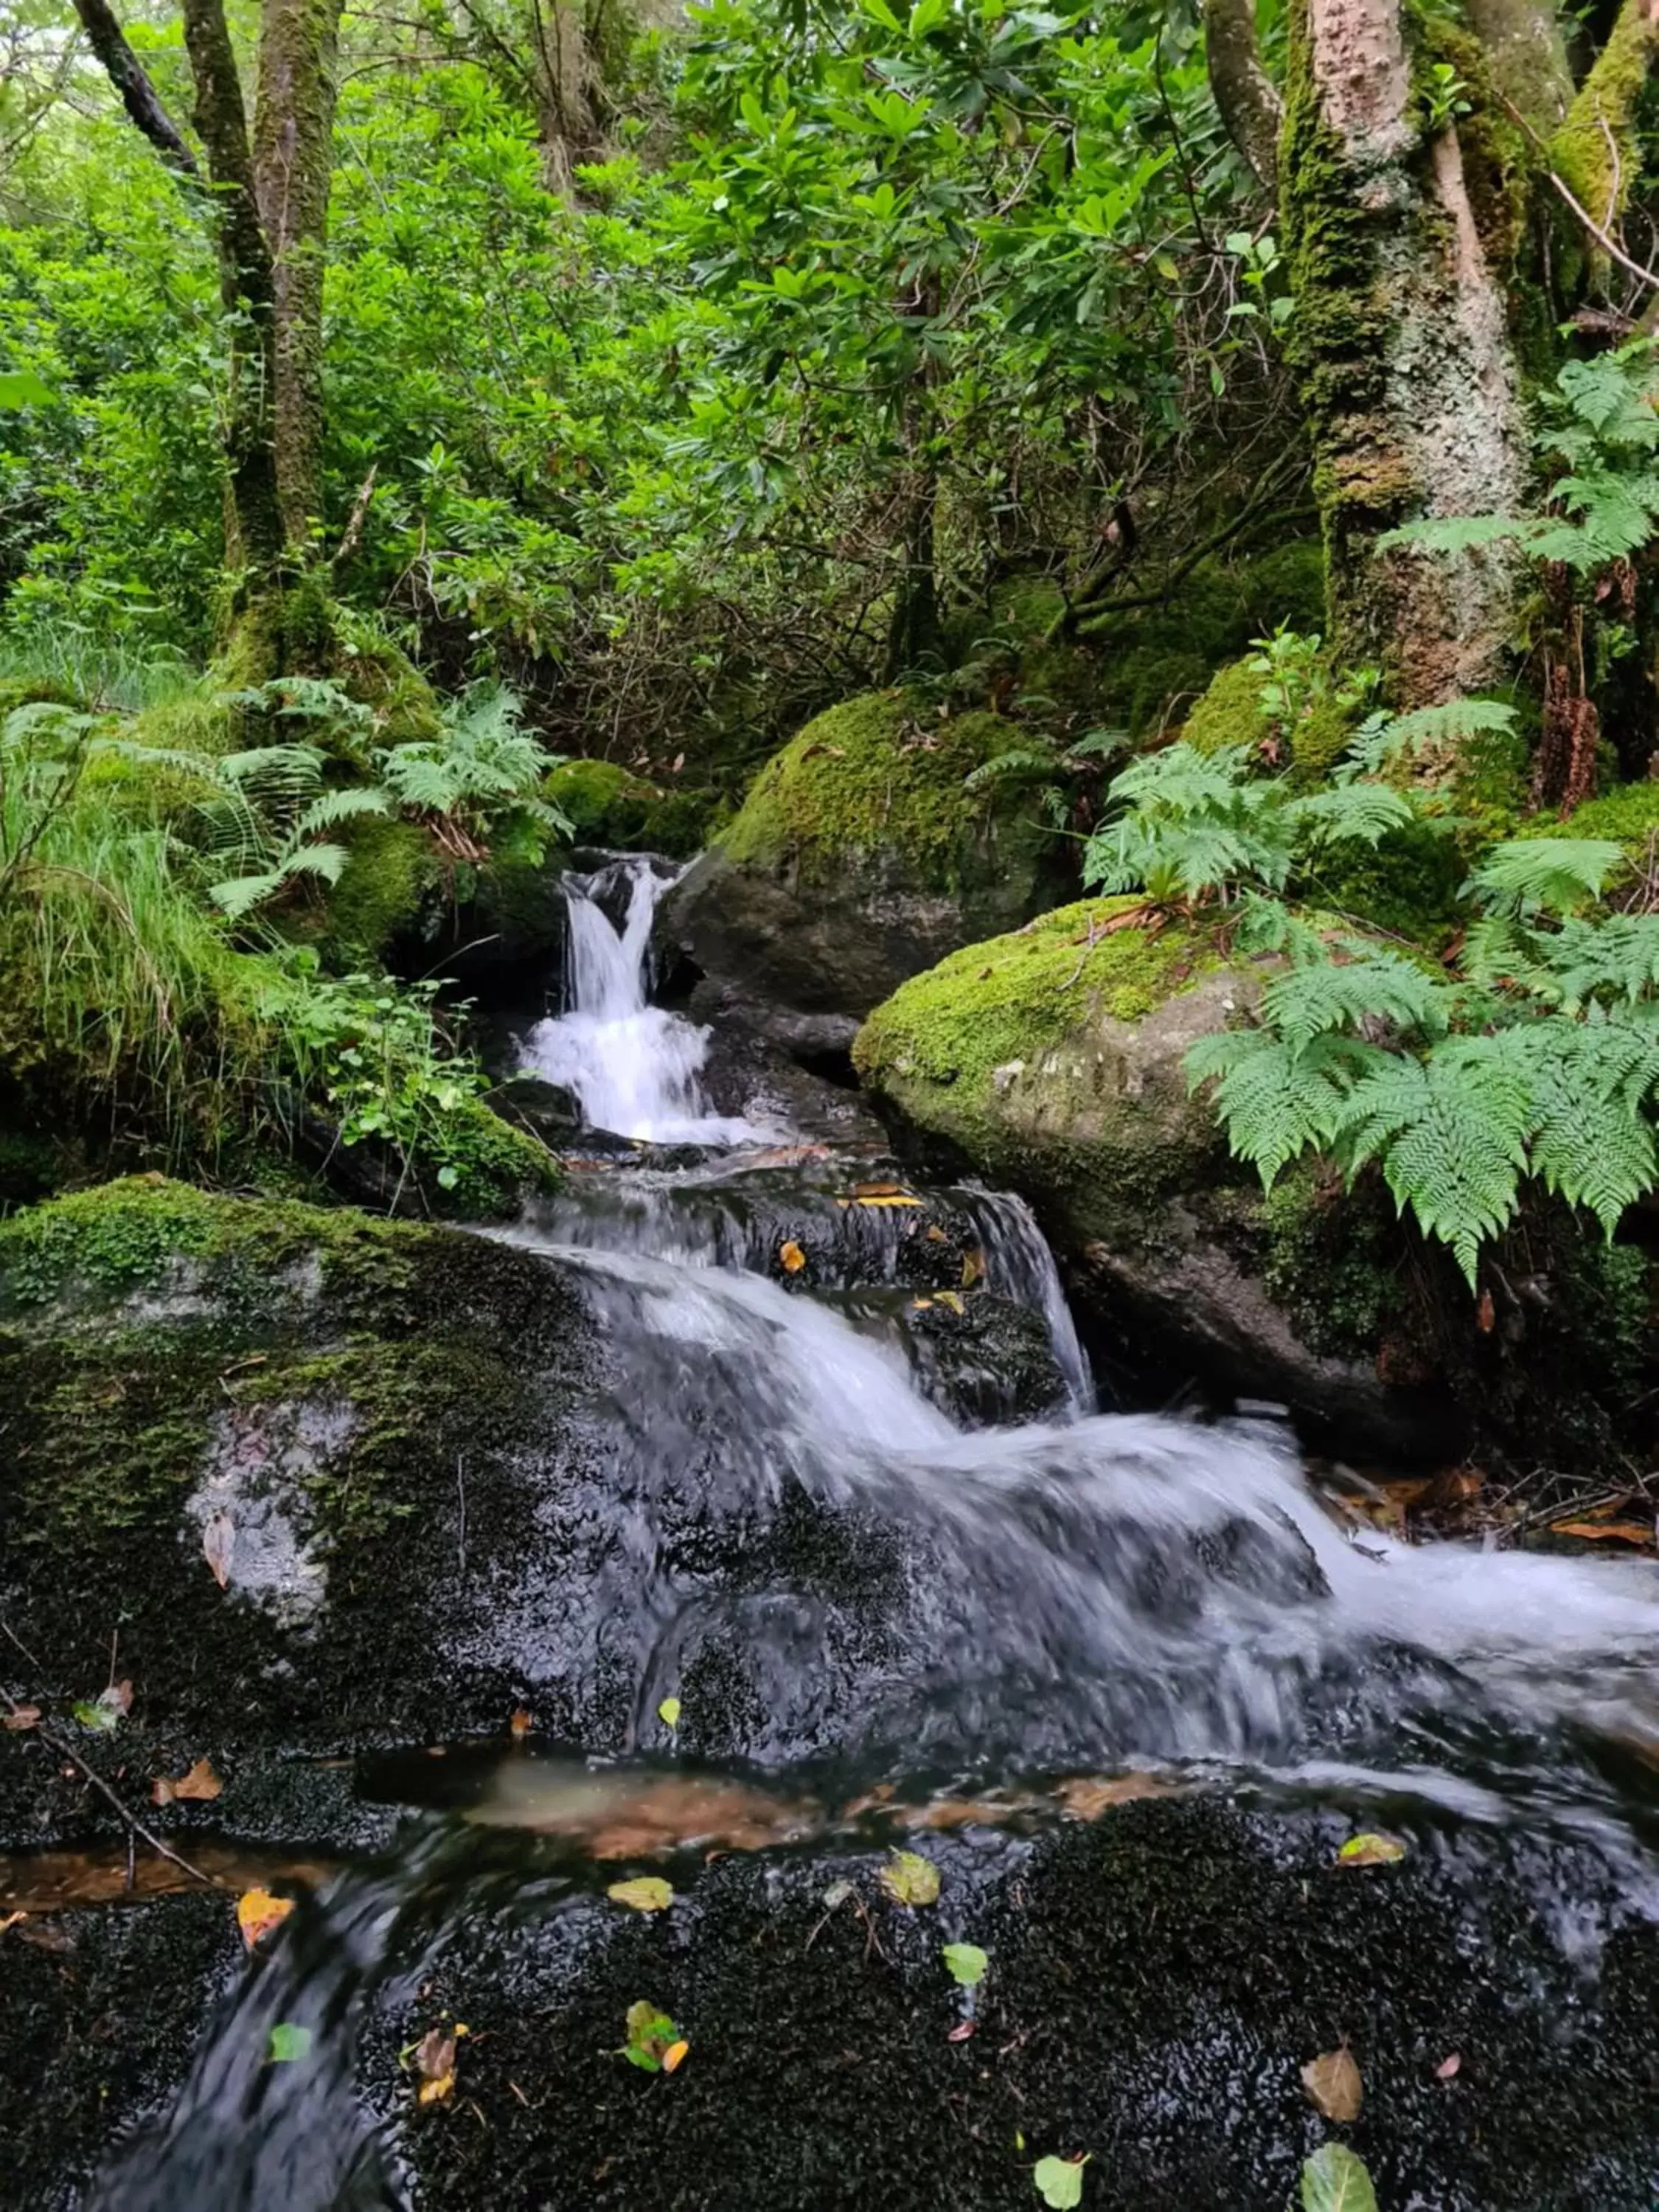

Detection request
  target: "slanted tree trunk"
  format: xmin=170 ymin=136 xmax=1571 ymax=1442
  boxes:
xmin=1465 ymin=0 xmax=1573 ymax=131
xmin=1203 ymin=0 xmax=1283 ymax=190
xmin=1551 ymin=0 xmax=1659 ymax=232
xmin=73 ymin=0 xmax=344 ymax=661
xmin=1281 ymin=0 xmax=1531 ymax=703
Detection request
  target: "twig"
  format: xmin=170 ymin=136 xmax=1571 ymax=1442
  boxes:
xmin=332 ymin=465 xmax=378 ymax=570
xmin=0 ymin=1683 xmax=215 ymax=1888
xmin=1498 ymin=92 xmax=1659 ymax=294
xmin=456 ymin=1455 xmax=467 ymax=1581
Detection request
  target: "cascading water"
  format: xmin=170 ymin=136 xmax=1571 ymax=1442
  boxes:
xmin=520 ymin=855 xmax=774 ymax=1145
xmin=66 ymin=847 xmax=1659 ymax=2211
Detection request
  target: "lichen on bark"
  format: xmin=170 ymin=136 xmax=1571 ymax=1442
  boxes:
xmin=1280 ymin=0 xmax=1530 ymax=703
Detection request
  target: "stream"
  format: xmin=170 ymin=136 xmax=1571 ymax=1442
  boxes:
xmin=69 ymin=856 xmax=1659 ymax=2208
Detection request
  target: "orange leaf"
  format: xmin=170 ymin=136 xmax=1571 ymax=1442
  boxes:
xmin=1549 ymin=1518 xmax=1655 ymax=1546
xmin=237 ymin=1888 xmax=295 ymax=1948
xmin=1476 ymin=1289 xmax=1495 ymax=1333
xmin=414 ymin=2028 xmax=457 ymax=2104
xmin=779 ymin=1239 xmax=807 ymax=1274
xmin=509 ymin=1707 xmax=532 ymax=1739
xmin=153 ymin=1757 xmax=223 ymax=1806
xmin=1057 ymin=1772 xmax=1176 ymax=1820
xmin=661 ymin=2039 xmax=689 ymax=2074
xmin=2 ymin=1705 xmax=41 ymax=1733
xmin=1301 ymin=2045 xmax=1363 ymax=2123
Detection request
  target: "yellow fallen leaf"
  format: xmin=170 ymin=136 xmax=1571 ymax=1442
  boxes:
xmin=934 ymin=1290 xmax=964 ymax=1315
xmin=925 ymin=1225 xmax=949 ymax=1244
xmin=854 ymin=1194 xmax=922 ymax=1209
xmin=779 ymin=1239 xmax=807 ymax=1274
xmin=1301 ymin=2045 xmax=1363 ymax=2123
xmin=961 ymin=1248 xmax=986 ymax=1289
xmin=662 ymin=2038 xmax=689 ymax=2073
xmin=1336 ymin=1831 xmax=1407 ymax=1866
xmin=879 ymin=1848 xmax=941 ymax=1907
xmin=608 ymin=1876 xmax=675 ymax=1913
xmin=237 ymin=1888 xmax=294 ymax=1948
xmin=414 ymin=2027 xmax=456 ymax=2104
xmin=152 ymin=1757 xmax=223 ymax=1806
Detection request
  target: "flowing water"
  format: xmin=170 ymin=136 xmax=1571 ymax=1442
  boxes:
xmin=81 ymin=852 xmax=1659 ymax=2210
xmin=520 ymin=857 xmax=776 ymax=1145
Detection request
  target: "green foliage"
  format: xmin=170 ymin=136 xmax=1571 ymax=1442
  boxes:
xmin=1096 ymin=717 xmax=1659 ymax=1281
xmin=375 ymin=684 xmax=569 ymax=855
xmin=1298 ymin=2143 xmax=1377 ymax=2212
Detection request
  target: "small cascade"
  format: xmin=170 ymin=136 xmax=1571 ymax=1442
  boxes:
xmin=521 ymin=856 xmax=776 ymax=1146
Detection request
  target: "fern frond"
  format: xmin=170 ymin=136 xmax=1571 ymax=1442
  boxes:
xmin=963 ymin=747 xmax=1059 ymax=791
xmin=1185 ymin=1026 xmax=1383 ymax=1186
xmin=1332 ymin=1035 xmax=1534 ymax=1285
xmin=1259 ymin=949 xmax=1450 ymax=1049
xmin=1536 ymin=914 xmax=1659 ymax=1007
xmin=1376 ymin=514 xmax=1532 ymax=557
xmin=218 ymin=744 xmax=327 ymax=795
xmin=1464 ymin=838 xmax=1624 ymax=919
xmin=1287 ymin=782 xmax=1416 ymax=848
xmin=1523 ymin=1043 xmax=1657 ymax=1237
xmin=291 ymin=786 xmax=390 ymax=841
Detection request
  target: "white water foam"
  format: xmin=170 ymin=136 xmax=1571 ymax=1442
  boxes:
xmin=521 ymin=856 xmax=779 ymax=1146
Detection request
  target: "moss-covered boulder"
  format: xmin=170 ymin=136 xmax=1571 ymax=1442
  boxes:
xmin=663 ymin=691 xmax=1074 ymax=1020
xmin=855 ymin=903 xmax=1456 ymax=1453
xmin=546 ymin=757 xmax=718 ymax=858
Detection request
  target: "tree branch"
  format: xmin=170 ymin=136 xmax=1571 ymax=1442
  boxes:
xmin=68 ymin=0 xmax=198 ymax=177
xmin=1202 ymin=0 xmax=1282 ymax=191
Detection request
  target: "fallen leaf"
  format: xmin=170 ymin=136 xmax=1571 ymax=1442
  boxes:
xmin=1476 ymin=1288 xmax=1495 ymax=1333
xmin=657 ymin=1695 xmax=681 ymax=1731
xmin=1057 ymin=1772 xmax=1175 ymax=1820
xmin=961 ymin=1248 xmax=986 ymax=1289
xmin=1335 ymin=1831 xmax=1407 ymax=1867
xmin=152 ymin=1757 xmax=223 ymax=1806
xmin=72 ymin=1683 xmax=131 ymax=1733
xmin=925 ymin=1225 xmax=949 ymax=1244
xmin=1548 ymin=1518 xmax=1655 ymax=1546
xmin=779 ymin=1239 xmax=807 ymax=1274
xmin=622 ymin=2000 xmax=681 ymax=2072
xmin=1299 ymin=2142 xmax=1379 ymax=2212
xmin=934 ymin=1290 xmax=964 ymax=1315
xmin=1436 ymin=2051 xmax=1461 ymax=2080
xmin=661 ymin=2039 xmax=689 ymax=2073
xmin=911 ymin=1298 xmax=934 ymax=1312
xmin=1033 ymin=2152 xmax=1089 ymax=2207
xmin=0 ymin=1910 xmax=25 ymax=1934
xmin=414 ymin=2028 xmax=457 ymax=2104
xmin=267 ymin=2023 xmax=311 ymax=2064
xmin=1301 ymin=2045 xmax=1363 ymax=2123
xmin=2 ymin=1705 xmax=40 ymax=1733
xmin=509 ymin=1707 xmax=532 ymax=1739
xmin=608 ymin=1876 xmax=674 ymax=1914
xmin=202 ymin=1511 xmax=234 ymax=1589
xmin=237 ymin=1888 xmax=295 ymax=1949
xmin=879 ymin=1849 xmax=941 ymax=1907
xmin=942 ymin=1941 xmax=988 ymax=1987
xmin=821 ymin=1879 xmax=856 ymax=1910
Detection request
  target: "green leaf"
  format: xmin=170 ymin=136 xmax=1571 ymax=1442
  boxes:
xmin=942 ymin=1941 xmax=988 ymax=1986
xmin=0 ymin=369 xmax=55 ymax=408
xmin=1034 ymin=2153 xmax=1089 ymax=2207
xmin=657 ymin=1695 xmax=681 ymax=1730
xmin=879 ymin=1849 xmax=941 ymax=1907
xmin=1336 ymin=1831 xmax=1407 ymax=1866
xmin=622 ymin=2000 xmax=681 ymax=2071
xmin=1299 ymin=2143 xmax=1379 ymax=2212
xmin=267 ymin=2023 xmax=313 ymax=2064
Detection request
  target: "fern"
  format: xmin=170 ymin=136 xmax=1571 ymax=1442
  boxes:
xmin=1520 ymin=1026 xmax=1658 ymax=1237
xmin=376 ymin=681 xmax=567 ymax=848
xmin=1257 ymin=947 xmax=1450 ymax=1050
xmin=963 ymin=746 xmax=1060 ymax=792
xmin=1332 ymin=1036 xmax=1536 ymax=1286
xmin=1534 ymin=914 xmax=1659 ymax=1007
xmin=1464 ymin=838 xmax=1624 ymax=919
xmin=1340 ymin=698 xmax=1517 ymax=776
xmin=1283 ymin=782 xmax=1416 ymax=847
xmin=1184 ymin=1026 xmax=1385 ymax=1185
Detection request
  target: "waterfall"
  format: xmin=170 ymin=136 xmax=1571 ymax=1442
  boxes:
xmin=520 ymin=856 xmax=776 ymax=1146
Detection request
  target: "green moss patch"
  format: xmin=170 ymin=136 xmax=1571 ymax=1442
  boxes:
xmin=855 ymin=899 xmax=1219 ymax=1104
xmin=546 ymin=757 xmax=717 ymax=858
xmin=720 ymin=691 xmax=1033 ymax=885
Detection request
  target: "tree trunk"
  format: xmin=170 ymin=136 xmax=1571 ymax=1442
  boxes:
xmin=178 ymin=0 xmax=286 ymax=587
xmin=1203 ymin=0 xmax=1283 ymax=191
xmin=528 ymin=0 xmax=605 ymax=199
xmin=254 ymin=0 xmax=346 ymax=554
xmin=1551 ymin=0 xmax=1659 ymax=233
xmin=1281 ymin=0 xmax=1531 ymax=703
xmin=1464 ymin=0 xmax=1572 ymax=131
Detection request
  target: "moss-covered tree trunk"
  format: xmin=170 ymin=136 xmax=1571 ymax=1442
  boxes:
xmin=1281 ymin=0 xmax=1532 ymax=703
xmin=254 ymin=0 xmax=345 ymax=557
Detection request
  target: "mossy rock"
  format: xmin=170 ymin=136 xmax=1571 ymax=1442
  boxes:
xmin=546 ymin=757 xmax=717 ymax=858
xmin=309 ymin=816 xmax=442 ymax=968
xmin=855 ymin=909 xmax=1455 ymax=1455
xmin=1542 ymin=779 xmax=1659 ymax=866
xmin=1181 ymin=653 xmax=1357 ymax=782
xmin=664 ymin=691 xmax=1075 ymax=1018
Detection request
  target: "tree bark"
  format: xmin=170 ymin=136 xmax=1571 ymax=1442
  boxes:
xmin=1551 ymin=0 xmax=1659 ymax=232
xmin=66 ymin=0 xmax=201 ymax=177
xmin=1281 ymin=0 xmax=1531 ymax=703
xmin=254 ymin=0 xmax=346 ymax=552
xmin=1464 ymin=0 xmax=1572 ymax=132
xmin=1203 ymin=0 xmax=1282 ymax=192
xmin=178 ymin=0 xmax=286 ymax=583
